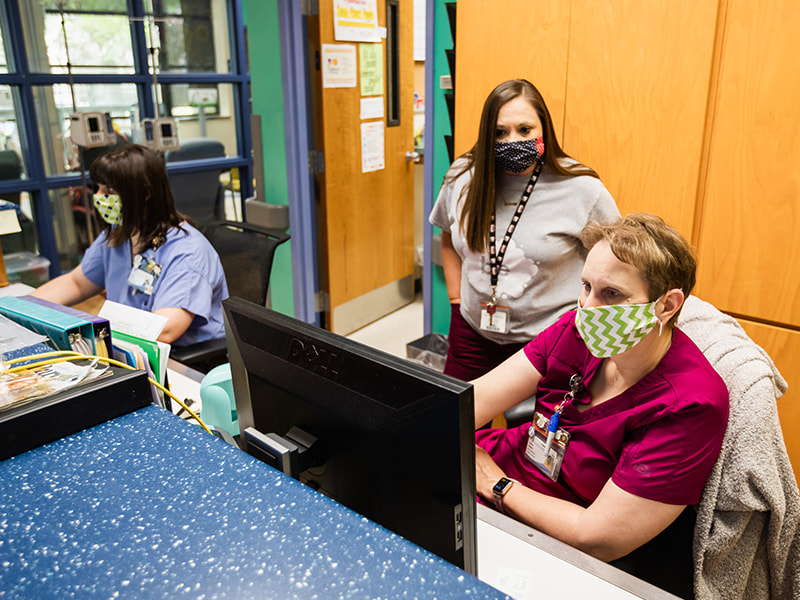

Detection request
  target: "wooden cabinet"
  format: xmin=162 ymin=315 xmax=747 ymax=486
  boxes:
xmin=453 ymin=0 xmax=571 ymax=158
xmin=454 ymin=0 xmax=800 ymax=476
xmin=738 ymin=319 xmax=800 ymax=474
xmin=695 ymin=0 xmax=800 ymax=327
xmin=694 ymin=0 xmax=800 ymax=474
xmin=563 ymin=0 xmax=718 ymax=238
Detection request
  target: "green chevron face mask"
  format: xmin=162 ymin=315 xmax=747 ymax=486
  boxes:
xmin=93 ymin=193 xmax=122 ymax=225
xmin=575 ymin=297 xmax=661 ymax=358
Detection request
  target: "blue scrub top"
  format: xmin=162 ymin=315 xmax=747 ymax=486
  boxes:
xmin=81 ymin=223 xmax=228 ymax=346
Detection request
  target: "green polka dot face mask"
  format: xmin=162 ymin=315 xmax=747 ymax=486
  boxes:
xmin=93 ymin=193 xmax=122 ymax=225
xmin=574 ymin=297 xmax=661 ymax=358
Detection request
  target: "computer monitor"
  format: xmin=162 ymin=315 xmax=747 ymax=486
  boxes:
xmin=222 ymin=297 xmax=477 ymax=575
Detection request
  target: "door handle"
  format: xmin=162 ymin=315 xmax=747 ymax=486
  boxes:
xmin=405 ymin=151 xmax=421 ymax=163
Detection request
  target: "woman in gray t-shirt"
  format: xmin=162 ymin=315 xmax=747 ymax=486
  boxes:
xmin=429 ymin=79 xmax=619 ymax=381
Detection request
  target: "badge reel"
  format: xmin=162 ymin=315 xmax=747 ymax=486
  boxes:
xmin=127 ymin=253 xmax=161 ymax=296
xmin=525 ymin=374 xmax=583 ymax=481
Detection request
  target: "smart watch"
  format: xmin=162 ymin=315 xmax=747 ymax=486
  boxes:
xmin=492 ymin=476 xmax=516 ymax=513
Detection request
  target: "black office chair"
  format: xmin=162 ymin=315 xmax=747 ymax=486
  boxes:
xmin=165 ymin=138 xmax=227 ymax=227
xmin=170 ymin=220 xmax=291 ymax=373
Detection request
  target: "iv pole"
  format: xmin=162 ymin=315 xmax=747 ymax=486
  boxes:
xmin=146 ymin=16 xmax=162 ymax=120
xmin=130 ymin=14 xmax=177 ymax=151
xmin=58 ymin=1 xmax=95 ymax=245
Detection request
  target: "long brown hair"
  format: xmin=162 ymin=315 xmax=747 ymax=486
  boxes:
xmin=446 ymin=79 xmax=599 ymax=253
xmin=89 ymin=144 xmax=186 ymax=250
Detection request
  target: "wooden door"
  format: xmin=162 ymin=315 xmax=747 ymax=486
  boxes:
xmin=310 ymin=0 xmax=415 ymax=335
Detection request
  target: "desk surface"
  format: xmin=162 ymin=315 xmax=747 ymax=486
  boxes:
xmin=0 ymin=405 xmax=507 ymax=599
xmin=477 ymin=505 xmax=679 ymax=600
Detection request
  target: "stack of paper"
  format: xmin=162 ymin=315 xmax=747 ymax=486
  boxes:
xmin=0 ymin=314 xmax=48 ymax=360
xmin=98 ymin=301 xmax=170 ymax=407
xmin=111 ymin=331 xmax=169 ymax=387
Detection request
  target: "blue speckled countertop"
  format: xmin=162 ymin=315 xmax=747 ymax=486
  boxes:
xmin=0 ymin=405 xmax=508 ymax=599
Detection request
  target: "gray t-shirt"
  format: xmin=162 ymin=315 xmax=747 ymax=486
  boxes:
xmin=429 ymin=158 xmax=619 ymax=344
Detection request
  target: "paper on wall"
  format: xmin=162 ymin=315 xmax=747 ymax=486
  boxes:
xmin=333 ymin=0 xmax=381 ymax=42
xmin=360 ymin=97 xmax=384 ymax=120
xmin=322 ymin=44 xmax=357 ymax=88
xmin=361 ymin=121 xmax=385 ymax=173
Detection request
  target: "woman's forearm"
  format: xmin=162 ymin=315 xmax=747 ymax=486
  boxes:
xmin=477 ymin=447 xmax=684 ymax=562
xmin=440 ymin=233 xmax=462 ymax=304
xmin=153 ymin=307 xmax=194 ymax=344
xmin=30 ymin=267 xmax=101 ymax=307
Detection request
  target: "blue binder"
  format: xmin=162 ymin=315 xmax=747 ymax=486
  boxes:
xmin=22 ymin=296 xmax=112 ymax=357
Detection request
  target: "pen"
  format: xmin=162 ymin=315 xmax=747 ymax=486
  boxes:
xmin=542 ymin=374 xmax=581 ymax=460
xmin=543 ymin=411 xmax=559 ymax=458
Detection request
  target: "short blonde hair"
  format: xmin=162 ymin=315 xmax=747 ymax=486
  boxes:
xmin=582 ymin=213 xmax=696 ymax=327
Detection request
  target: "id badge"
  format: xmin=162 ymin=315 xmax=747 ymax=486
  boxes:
xmin=525 ymin=411 xmax=570 ymax=481
xmin=127 ymin=254 xmax=161 ymax=295
xmin=479 ymin=303 xmax=510 ymax=333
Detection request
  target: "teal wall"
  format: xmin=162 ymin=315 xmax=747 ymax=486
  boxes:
xmin=241 ymin=0 xmax=295 ymax=317
xmin=429 ymin=0 xmax=455 ymax=335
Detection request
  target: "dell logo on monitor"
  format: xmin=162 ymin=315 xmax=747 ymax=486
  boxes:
xmin=287 ymin=338 xmax=342 ymax=379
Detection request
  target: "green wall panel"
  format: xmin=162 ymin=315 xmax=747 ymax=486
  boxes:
xmin=242 ymin=0 xmax=295 ymax=316
xmin=429 ymin=0 xmax=455 ymax=335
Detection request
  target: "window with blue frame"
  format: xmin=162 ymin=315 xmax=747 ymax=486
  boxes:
xmin=0 ymin=0 xmax=251 ymax=277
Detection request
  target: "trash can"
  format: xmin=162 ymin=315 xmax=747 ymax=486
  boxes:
xmin=406 ymin=333 xmax=449 ymax=372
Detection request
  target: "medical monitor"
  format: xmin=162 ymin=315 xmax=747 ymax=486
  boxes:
xmin=222 ymin=297 xmax=477 ymax=574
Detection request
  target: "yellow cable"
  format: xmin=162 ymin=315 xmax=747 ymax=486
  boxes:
xmin=5 ymin=350 xmax=83 ymax=364
xmin=3 ymin=351 xmax=213 ymax=435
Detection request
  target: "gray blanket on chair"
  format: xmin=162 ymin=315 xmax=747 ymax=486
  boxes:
xmin=677 ymin=296 xmax=800 ymax=599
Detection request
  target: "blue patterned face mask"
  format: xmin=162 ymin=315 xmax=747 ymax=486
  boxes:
xmin=495 ymin=137 xmax=545 ymax=173
xmin=575 ymin=297 xmax=661 ymax=358
xmin=93 ymin=193 xmax=122 ymax=225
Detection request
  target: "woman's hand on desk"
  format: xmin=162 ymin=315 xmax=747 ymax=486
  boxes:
xmin=475 ymin=445 xmax=507 ymax=501
xmin=478 ymin=461 xmax=687 ymax=563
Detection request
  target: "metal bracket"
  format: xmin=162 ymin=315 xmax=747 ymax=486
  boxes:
xmin=314 ymin=291 xmax=330 ymax=313
xmin=301 ymin=0 xmax=319 ymax=16
xmin=308 ymin=150 xmax=325 ymax=174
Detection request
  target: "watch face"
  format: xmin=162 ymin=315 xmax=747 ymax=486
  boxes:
xmin=493 ymin=477 xmax=513 ymax=495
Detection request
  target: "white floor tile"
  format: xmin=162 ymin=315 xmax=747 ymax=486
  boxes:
xmin=345 ymin=295 xmax=424 ymax=359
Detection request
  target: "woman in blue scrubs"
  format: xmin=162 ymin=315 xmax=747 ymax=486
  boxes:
xmin=32 ymin=144 xmax=228 ymax=346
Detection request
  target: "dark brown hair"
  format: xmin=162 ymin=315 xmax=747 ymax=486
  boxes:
xmin=582 ymin=213 xmax=696 ymax=327
xmin=445 ymin=79 xmax=599 ymax=253
xmin=89 ymin=144 xmax=186 ymax=249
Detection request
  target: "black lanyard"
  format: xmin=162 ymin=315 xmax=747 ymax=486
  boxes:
xmin=488 ymin=159 xmax=544 ymax=296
